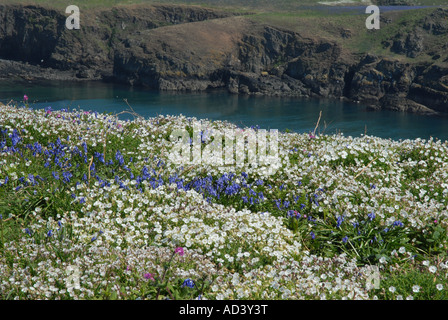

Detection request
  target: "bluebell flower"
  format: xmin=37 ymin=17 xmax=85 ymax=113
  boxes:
xmin=62 ymin=171 xmax=73 ymax=183
xmin=115 ymin=150 xmax=125 ymax=166
xmin=81 ymin=141 xmax=88 ymax=155
xmin=342 ymin=236 xmax=348 ymax=243
xmin=275 ymin=199 xmax=282 ymax=210
xmin=310 ymin=231 xmax=315 ymax=239
xmin=47 ymin=230 xmax=53 ymax=237
xmin=181 ymin=279 xmax=195 ymax=288
xmin=392 ymin=221 xmax=404 ymax=228
xmin=336 ymin=215 xmax=344 ymax=228
xmin=9 ymin=129 xmax=21 ymax=148
xmin=368 ymin=212 xmax=376 ymax=221
xmin=25 ymin=228 xmax=32 ymax=236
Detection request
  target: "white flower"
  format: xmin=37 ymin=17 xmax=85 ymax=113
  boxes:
xmin=398 ymin=247 xmax=406 ymax=254
xmin=412 ymin=285 xmax=420 ymax=293
xmin=429 ymin=266 xmax=437 ymax=273
xmin=436 ymin=284 xmax=443 ymax=291
xmin=379 ymin=257 xmax=387 ymax=264
xmin=388 ymin=286 xmax=396 ymax=293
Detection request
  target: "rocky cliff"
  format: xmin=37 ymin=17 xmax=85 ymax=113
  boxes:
xmin=1 ymin=4 xmax=448 ymax=114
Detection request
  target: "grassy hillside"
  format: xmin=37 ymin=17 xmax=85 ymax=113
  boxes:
xmin=1 ymin=102 xmax=448 ymax=300
xmin=2 ymin=0 xmax=447 ymax=64
xmin=1 ymin=0 xmax=448 ymax=10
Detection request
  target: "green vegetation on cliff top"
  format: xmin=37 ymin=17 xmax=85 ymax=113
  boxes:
xmin=1 ymin=0 xmax=448 ymax=10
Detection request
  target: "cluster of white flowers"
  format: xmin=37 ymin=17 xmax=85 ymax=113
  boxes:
xmin=1 ymin=104 xmax=448 ymax=300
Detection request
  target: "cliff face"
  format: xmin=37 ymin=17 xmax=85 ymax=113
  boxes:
xmin=1 ymin=4 xmax=448 ymax=115
xmin=0 ymin=4 xmax=240 ymax=80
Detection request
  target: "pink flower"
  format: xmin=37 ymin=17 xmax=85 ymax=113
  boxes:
xmin=144 ymin=273 xmax=154 ymax=281
xmin=175 ymin=247 xmax=184 ymax=256
xmin=24 ymin=94 xmax=28 ymax=101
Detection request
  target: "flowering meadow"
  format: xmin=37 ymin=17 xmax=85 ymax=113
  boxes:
xmin=0 ymin=101 xmax=448 ymax=300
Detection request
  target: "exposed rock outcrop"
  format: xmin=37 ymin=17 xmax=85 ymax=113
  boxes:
xmin=1 ymin=4 xmax=448 ymax=114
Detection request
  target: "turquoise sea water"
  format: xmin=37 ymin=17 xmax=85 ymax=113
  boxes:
xmin=1 ymin=80 xmax=447 ymax=141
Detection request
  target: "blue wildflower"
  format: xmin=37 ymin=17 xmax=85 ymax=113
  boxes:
xmin=115 ymin=150 xmax=125 ymax=166
xmin=181 ymin=279 xmax=195 ymax=288
xmin=62 ymin=171 xmax=73 ymax=183
xmin=336 ymin=215 xmax=344 ymax=228
xmin=392 ymin=221 xmax=404 ymax=228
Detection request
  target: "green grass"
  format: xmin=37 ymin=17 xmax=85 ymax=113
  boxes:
xmin=3 ymin=0 xmax=448 ymax=10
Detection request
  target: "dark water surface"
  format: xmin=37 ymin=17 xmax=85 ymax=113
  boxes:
xmin=1 ymin=80 xmax=447 ymax=141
